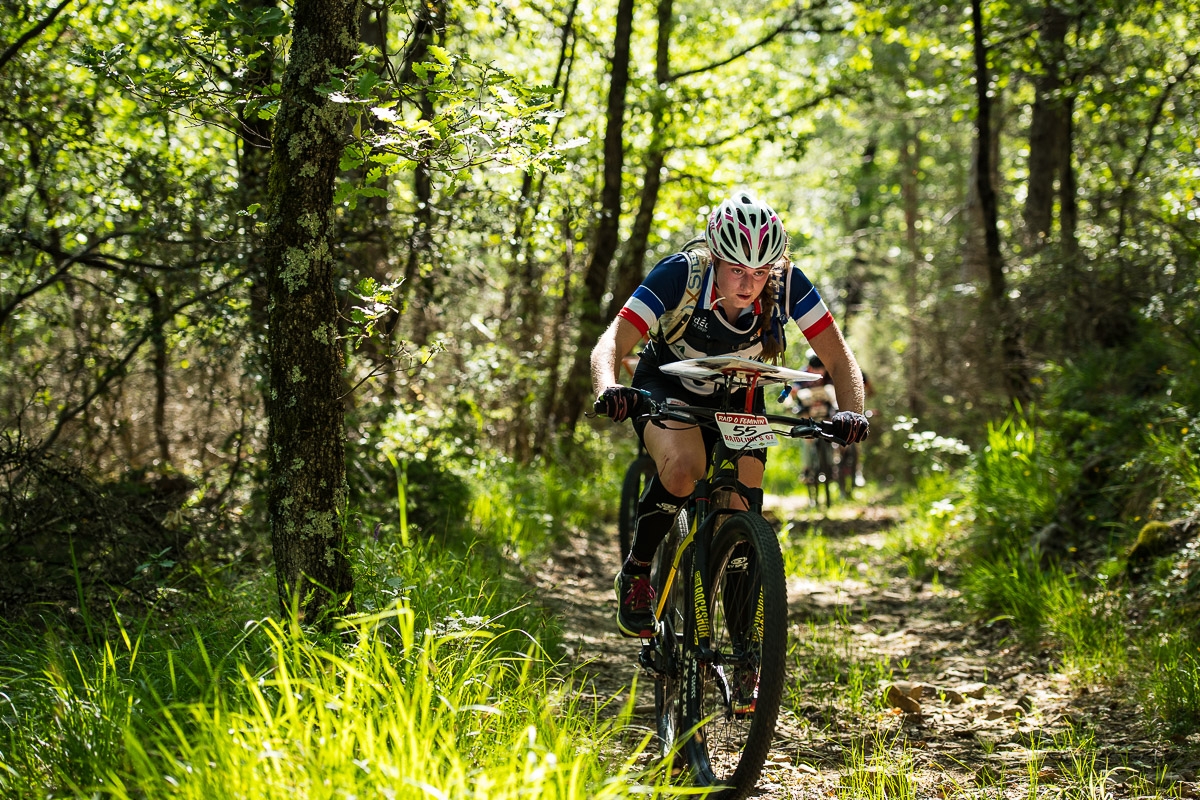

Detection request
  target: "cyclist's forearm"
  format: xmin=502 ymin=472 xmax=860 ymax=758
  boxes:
xmin=590 ymin=325 xmax=621 ymax=395
xmin=830 ymin=365 xmax=865 ymax=415
xmin=590 ymin=317 xmax=642 ymax=394
xmin=806 ymin=325 xmax=865 ymax=414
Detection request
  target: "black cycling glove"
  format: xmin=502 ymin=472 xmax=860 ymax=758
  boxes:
xmin=830 ymin=411 xmax=870 ymax=444
xmin=596 ymin=386 xmax=644 ymax=423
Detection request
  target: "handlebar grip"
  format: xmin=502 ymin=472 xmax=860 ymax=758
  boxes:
xmin=593 ymin=398 xmax=609 ymax=417
xmin=788 ymin=419 xmax=848 ymax=446
xmin=817 ymin=419 xmax=849 ymax=446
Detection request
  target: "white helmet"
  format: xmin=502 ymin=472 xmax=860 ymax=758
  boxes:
xmin=705 ymin=192 xmax=787 ymax=268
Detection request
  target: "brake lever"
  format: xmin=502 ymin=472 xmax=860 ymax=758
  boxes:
xmin=650 ymin=409 xmax=699 ymax=428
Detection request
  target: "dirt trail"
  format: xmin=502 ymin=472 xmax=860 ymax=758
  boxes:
xmin=534 ymin=495 xmax=1200 ymax=799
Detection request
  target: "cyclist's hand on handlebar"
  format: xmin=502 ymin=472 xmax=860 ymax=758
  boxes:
xmin=594 ymin=386 xmax=645 ymax=423
xmin=830 ymin=411 xmax=870 ymax=444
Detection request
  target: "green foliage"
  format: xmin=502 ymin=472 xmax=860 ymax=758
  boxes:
xmin=1125 ymin=409 xmax=1200 ymax=521
xmin=970 ymin=408 xmax=1073 ymax=557
xmin=0 ymin=528 xmax=661 ymax=798
xmin=925 ymin=344 xmax=1200 ymax=736
xmin=468 ymin=448 xmax=619 ymax=554
xmin=885 ymin=471 xmax=970 ymax=583
xmin=347 ymin=401 xmax=615 ymax=552
xmin=1143 ymin=635 xmax=1200 ymax=737
xmin=327 ymin=48 xmax=581 ymax=210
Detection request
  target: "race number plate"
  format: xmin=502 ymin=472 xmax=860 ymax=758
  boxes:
xmin=715 ymin=412 xmax=778 ymax=449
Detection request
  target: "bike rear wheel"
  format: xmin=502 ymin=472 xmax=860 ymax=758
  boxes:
xmin=619 ymin=454 xmax=656 ymax=561
xmin=680 ymin=512 xmax=788 ymax=799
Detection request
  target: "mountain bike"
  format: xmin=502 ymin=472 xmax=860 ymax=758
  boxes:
xmin=836 ymin=441 xmax=858 ymax=499
xmin=597 ymin=356 xmax=844 ymax=799
xmin=803 ymin=436 xmax=835 ymax=509
xmin=618 ymin=441 xmax=656 ymax=562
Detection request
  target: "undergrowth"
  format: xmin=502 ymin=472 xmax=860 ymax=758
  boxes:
xmin=0 ymin=447 xmax=671 ymax=798
xmin=904 ymin=390 xmax=1200 ymax=738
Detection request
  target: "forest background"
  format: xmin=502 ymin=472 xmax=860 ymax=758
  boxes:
xmin=2 ymin=0 xmax=1199 ymax=796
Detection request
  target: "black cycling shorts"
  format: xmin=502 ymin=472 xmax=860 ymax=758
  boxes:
xmin=631 ymin=360 xmax=768 ymax=466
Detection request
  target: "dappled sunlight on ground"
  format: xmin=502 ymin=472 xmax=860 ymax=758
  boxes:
xmin=533 ymin=494 xmax=1200 ymax=798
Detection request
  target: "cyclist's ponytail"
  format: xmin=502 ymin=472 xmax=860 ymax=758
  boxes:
xmin=758 ymin=260 xmax=786 ymax=362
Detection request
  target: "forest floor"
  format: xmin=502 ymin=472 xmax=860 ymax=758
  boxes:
xmin=533 ymin=493 xmax=1200 ymax=799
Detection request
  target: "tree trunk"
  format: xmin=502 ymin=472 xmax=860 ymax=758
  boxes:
xmin=554 ymin=0 xmax=635 ymax=433
xmin=537 ymin=208 xmax=577 ymax=457
xmin=962 ymin=92 xmax=1003 ymax=285
xmin=605 ymin=0 xmax=673 ymax=322
xmin=507 ymin=0 xmax=578 ymax=461
xmin=400 ymin=0 xmax=446 ymax=349
xmin=899 ymin=123 xmax=923 ymax=419
xmin=842 ymin=136 xmax=878 ymax=332
xmin=1022 ymin=2 xmax=1070 ymax=252
xmin=264 ymin=0 xmax=361 ymax=626
xmin=971 ymin=0 xmax=1030 ymax=406
xmin=145 ymin=283 xmax=172 ymax=466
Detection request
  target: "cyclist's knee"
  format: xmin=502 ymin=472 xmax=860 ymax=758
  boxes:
xmin=656 ymin=456 xmax=703 ymax=497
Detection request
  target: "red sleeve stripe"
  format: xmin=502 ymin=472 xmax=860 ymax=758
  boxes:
xmin=801 ymin=311 xmax=835 ymax=340
xmin=618 ymin=306 xmax=651 ymax=336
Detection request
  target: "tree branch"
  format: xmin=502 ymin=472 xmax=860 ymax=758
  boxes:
xmin=667 ymin=5 xmax=837 ymax=83
xmin=0 ymin=0 xmax=80 ymax=74
xmin=676 ymin=85 xmax=851 ymax=151
xmin=34 ymin=279 xmax=242 ymax=455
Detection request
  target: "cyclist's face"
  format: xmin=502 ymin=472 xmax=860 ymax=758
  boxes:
xmin=714 ymin=260 xmax=771 ymax=314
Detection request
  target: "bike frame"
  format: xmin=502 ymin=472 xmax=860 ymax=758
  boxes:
xmin=611 ymin=355 xmax=846 ymax=794
xmin=648 ymin=372 xmax=804 ymax=659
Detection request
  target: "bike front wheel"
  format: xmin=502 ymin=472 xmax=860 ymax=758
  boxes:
xmin=652 ymin=509 xmax=689 ymax=764
xmin=680 ymin=511 xmax=788 ymax=799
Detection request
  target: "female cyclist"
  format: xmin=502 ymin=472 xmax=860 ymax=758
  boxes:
xmin=591 ymin=191 xmax=870 ymax=637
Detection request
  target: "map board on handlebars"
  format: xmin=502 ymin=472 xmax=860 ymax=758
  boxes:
xmin=659 ymin=356 xmax=820 ymax=387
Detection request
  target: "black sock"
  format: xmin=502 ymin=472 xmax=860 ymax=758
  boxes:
xmin=628 ymin=475 xmax=687 ymax=564
xmin=622 ymin=555 xmax=653 ymax=576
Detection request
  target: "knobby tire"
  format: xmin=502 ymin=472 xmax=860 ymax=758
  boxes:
xmin=619 ymin=454 xmax=656 ymax=562
xmin=680 ymin=512 xmax=788 ymax=799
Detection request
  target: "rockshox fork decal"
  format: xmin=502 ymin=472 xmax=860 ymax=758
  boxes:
xmin=692 ymin=567 xmax=710 ymax=644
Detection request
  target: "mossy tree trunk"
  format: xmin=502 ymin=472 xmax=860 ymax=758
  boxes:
xmin=263 ymin=0 xmax=361 ymax=625
xmin=554 ymin=0 xmax=635 ymax=434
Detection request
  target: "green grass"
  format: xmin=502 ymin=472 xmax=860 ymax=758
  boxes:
xmin=840 ymin=734 xmax=917 ymax=800
xmin=783 ymin=524 xmax=856 ymax=582
xmin=1 ymin=605 xmax=658 ymax=798
xmin=0 ymin=452 xmax=672 ymax=799
xmin=0 ymin=532 xmax=665 ymax=798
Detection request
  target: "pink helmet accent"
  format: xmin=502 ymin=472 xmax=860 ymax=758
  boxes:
xmin=705 ymin=192 xmax=787 ymax=268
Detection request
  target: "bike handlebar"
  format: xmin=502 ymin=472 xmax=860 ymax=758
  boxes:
xmin=593 ymin=392 xmax=847 ymax=446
